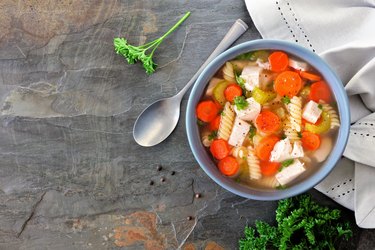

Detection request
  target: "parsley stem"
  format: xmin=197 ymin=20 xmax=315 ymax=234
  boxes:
xmin=159 ymin=12 xmax=191 ymax=40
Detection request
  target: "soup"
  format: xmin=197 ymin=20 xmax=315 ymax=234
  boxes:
xmin=196 ymin=50 xmax=340 ymax=189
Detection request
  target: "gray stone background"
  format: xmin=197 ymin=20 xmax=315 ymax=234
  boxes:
xmin=0 ymin=0 xmax=374 ymax=249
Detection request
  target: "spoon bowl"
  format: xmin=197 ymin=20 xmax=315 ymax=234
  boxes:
xmin=133 ymin=19 xmax=249 ymax=146
xmin=133 ymin=96 xmax=181 ymax=147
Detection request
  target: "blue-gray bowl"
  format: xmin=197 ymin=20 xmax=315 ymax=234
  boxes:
xmin=186 ymin=39 xmax=350 ymax=201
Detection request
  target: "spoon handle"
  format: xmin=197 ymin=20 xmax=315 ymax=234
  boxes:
xmin=177 ymin=19 xmax=248 ymax=98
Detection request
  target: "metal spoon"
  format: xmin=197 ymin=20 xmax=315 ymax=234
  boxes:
xmin=133 ymin=19 xmax=248 ymax=147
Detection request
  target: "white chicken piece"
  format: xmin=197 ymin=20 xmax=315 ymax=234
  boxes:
xmin=234 ymin=97 xmax=261 ymax=122
xmin=302 ymin=100 xmax=322 ymax=124
xmin=291 ymin=141 xmax=304 ymax=158
xmin=270 ymin=138 xmax=305 ymax=162
xmin=276 ymin=159 xmax=306 ymax=186
xmin=228 ymin=117 xmax=251 ymax=147
xmin=256 ymin=58 xmax=271 ymax=70
xmin=289 ymin=58 xmax=309 ymax=71
xmin=270 ymin=138 xmax=293 ymax=162
xmin=240 ymin=65 xmax=263 ymax=91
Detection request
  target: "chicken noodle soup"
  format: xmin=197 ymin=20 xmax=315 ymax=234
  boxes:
xmin=196 ymin=50 xmax=340 ymax=189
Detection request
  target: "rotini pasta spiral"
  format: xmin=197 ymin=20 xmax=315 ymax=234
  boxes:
xmin=320 ymin=101 xmax=340 ymax=129
xmin=231 ymin=146 xmax=247 ymax=159
xmin=217 ymin=102 xmax=235 ymax=140
xmin=283 ymin=116 xmax=300 ymax=142
xmin=247 ymin=146 xmax=261 ymax=180
xmin=287 ymin=96 xmax=302 ymax=132
xmin=262 ymin=176 xmax=280 ymax=188
xmin=201 ymin=135 xmax=212 ymax=147
xmin=222 ymin=62 xmax=236 ymax=83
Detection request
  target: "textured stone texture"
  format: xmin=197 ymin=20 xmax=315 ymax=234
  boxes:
xmin=0 ymin=0 xmax=374 ymax=249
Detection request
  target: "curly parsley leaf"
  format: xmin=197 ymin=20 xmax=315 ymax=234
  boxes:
xmin=281 ymin=96 xmax=291 ymax=104
xmin=208 ymin=130 xmax=217 ymax=141
xmin=234 ymin=96 xmax=248 ymax=110
xmin=239 ymin=194 xmax=353 ymax=250
xmin=235 ymin=72 xmax=246 ymax=92
xmin=248 ymin=125 xmax=256 ymax=139
xmin=114 ymin=12 xmax=190 ymax=74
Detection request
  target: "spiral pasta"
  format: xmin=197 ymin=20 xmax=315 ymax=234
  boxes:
xmin=262 ymin=176 xmax=280 ymax=188
xmin=222 ymin=62 xmax=236 ymax=83
xmin=320 ymin=101 xmax=340 ymax=129
xmin=231 ymin=146 xmax=247 ymax=159
xmin=201 ymin=135 xmax=212 ymax=147
xmin=247 ymin=146 xmax=261 ymax=180
xmin=283 ymin=116 xmax=300 ymax=142
xmin=287 ymin=96 xmax=302 ymax=132
xmin=217 ymin=102 xmax=235 ymax=140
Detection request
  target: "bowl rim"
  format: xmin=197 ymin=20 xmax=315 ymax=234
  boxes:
xmin=186 ymin=39 xmax=350 ymax=201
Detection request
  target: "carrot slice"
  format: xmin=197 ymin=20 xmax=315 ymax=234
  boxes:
xmin=196 ymin=100 xmax=219 ymax=122
xmin=255 ymin=135 xmax=280 ymax=161
xmin=210 ymin=139 xmax=231 ymax=160
xmin=224 ymin=84 xmax=243 ymax=102
xmin=218 ymin=156 xmax=239 ymax=176
xmin=209 ymin=115 xmax=221 ymax=131
xmin=260 ymin=160 xmax=281 ymax=176
xmin=301 ymin=131 xmax=321 ymax=151
xmin=309 ymin=81 xmax=332 ymax=103
xmin=269 ymin=51 xmax=289 ymax=72
xmin=274 ymin=71 xmax=302 ymax=98
xmin=300 ymin=71 xmax=321 ymax=82
xmin=255 ymin=110 xmax=281 ymax=134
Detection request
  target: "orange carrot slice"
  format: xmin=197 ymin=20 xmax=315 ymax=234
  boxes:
xmin=196 ymin=100 xmax=219 ymax=122
xmin=218 ymin=156 xmax=239 ymax=176
xmin=255 ymin=110 xmax=281 ymax=134
xmin=209 ymin=115 xmax=221 ymax=131
xmin=224 ymin=84 xmax=243 ymax=102
xmin=300 ymin=71 xmax=322 ymax=82
xmin=210 ymin=139 xmax=231 ymax=160
xmin=309 ymin=81 xmax=332 ymax=103
xmin=269 ymin=51 xmax=289 ymax=72
xmin=274 ymin=71 xmax=302 ymax=98
xmin=255 ymin=135 xmax=280 ymax=161
xmin=260 ymin=160 xmax=281 ymax=176
xmin=301 ymin=131 xmax=321 ymax=151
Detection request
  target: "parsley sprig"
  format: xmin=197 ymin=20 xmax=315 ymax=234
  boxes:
xmin=114 ymin=12 xmax=190 ymax=74
xmin=239 ymin=194 xmax=352 ymax=250
xmin=234 ymin=96 xmax=249 ymax=110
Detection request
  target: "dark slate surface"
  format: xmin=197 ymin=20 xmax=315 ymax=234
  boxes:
xmin=0 ymin=0 xmax=374 ymax=249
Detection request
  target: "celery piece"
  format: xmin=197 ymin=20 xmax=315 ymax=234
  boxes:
xmin=213 ymin=80 xmax=229 ymax=106
xmin=252 ymin=87 xmax=276 ymax=105
xmin=305 ymin=111 xmax=331 ymax=134
xmin=300 ymin=85 xmax=311 ymax=99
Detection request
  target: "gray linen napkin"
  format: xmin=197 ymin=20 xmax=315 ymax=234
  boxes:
xmin=245 ymin=0 xmax=375 ymax=228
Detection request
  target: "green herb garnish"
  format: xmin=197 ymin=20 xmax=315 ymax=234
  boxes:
xmin=281 ymin=134 xmax=287 ymax=140
xmin=197 ymin=119 xmax=205 ymax=126
xmin=234 ymin=96 xmax=248 ymax=110
xmin=114 ymin=12 xmax=190 ymax=74
xmin=318 ymin=104 xmax=323 ymax=110
xmin=248 ymin=125 xmax=256 ymax=139
xmin=281 ymin=96 xmax=291 ymax=104
xmin=208 ymin=130 xmax=218 ymax=141
xmin=236 ymin=51 xmax=255 ymax=60
xmin=235 ymin=72 xmax=246 ymax=90
xmin=297 ymin=131 xmax=302 ymax=138
xmin=280 ymin=159 xmax=294 ymax=170
xmin=239 ymin=194 xmax=353 ymax=250
xmin=276 ymin=185 xmax=286 ymax=190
